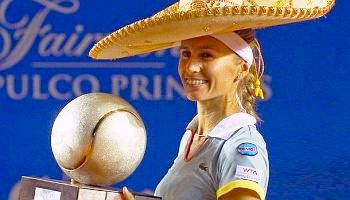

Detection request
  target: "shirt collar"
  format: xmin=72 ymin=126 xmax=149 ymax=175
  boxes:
xmin=186 ymin=112 xmax=257 ymax=140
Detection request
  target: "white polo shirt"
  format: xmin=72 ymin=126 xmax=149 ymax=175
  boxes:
xmin=155 ymin=112 xmax=269 ymax=200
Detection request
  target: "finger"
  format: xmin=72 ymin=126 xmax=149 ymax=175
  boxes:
xmin=123 ymin=187 xmax=135 ymax=200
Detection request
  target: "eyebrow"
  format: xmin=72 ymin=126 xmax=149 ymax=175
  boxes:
xmin=198 ymin=45 xmax=214 ymax=50
xmin=180 ymin=45 xmax=217 ymax=51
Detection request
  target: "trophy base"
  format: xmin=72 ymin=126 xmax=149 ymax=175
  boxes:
xmin=19 ymin=176 xmax=161 ymax=200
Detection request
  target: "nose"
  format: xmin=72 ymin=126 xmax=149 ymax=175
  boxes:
xmin=186 ymin=60 xmax=202 ymax=73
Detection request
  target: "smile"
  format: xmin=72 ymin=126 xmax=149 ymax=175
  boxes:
xmin=185 ymin=78 xmax=208 ymax=86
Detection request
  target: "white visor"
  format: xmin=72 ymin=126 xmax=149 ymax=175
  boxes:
xmin=210 ymin=32 xmax=253 ymax=67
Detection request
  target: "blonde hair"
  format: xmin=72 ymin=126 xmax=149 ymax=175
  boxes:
xmin=235 ymin=29 xmax=265 ymax=121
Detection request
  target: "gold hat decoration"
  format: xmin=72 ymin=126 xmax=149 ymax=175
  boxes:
xmin=89 ymin=0 xmax=335 ymax=60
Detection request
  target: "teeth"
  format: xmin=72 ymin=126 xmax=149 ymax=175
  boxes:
xmin=186 ymin=79 xmax=207 ymax=85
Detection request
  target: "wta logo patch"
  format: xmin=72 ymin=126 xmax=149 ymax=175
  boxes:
xmin=235 ymin=165 xmax=263 ymax=183
xmin=237 ymin=143 xmax=258 ymax=156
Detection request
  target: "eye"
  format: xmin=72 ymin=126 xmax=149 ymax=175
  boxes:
xmin=181 ymin=50 xmax=191 ymax=59
xmin=200 ymin=52 xmax=213 ymax=59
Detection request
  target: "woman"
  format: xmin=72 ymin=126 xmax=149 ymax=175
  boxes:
xmin=117 ymin=29 xmax=268 ymax=200
xmin=89 ymin=0 xmax=334 ymax=199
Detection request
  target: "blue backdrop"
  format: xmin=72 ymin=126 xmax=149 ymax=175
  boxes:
xmin=0 ymin=0 xmax=348 ymax=199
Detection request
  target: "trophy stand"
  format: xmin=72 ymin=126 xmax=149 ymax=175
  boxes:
xmin=19 ymin=176 xmax=160 ymax=200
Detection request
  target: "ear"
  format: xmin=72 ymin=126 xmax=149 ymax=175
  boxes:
xmin=240 ymin=63 xmax=249 ymax=78
xmin=233 ymin=63 xmax=249 ymax=83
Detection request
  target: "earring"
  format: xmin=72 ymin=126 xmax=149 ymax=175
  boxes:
xmin=254 ymin=79 xmax=264 ymax=100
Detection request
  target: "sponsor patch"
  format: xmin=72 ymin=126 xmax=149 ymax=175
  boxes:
xmin=235 ymin=165 xmax=263 ymax=183
xmin=237 ymin=143 xmax=258 ymax=156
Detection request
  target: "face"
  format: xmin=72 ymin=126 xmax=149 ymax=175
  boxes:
xmin=178 ymin=36 xmax=246 ymax=102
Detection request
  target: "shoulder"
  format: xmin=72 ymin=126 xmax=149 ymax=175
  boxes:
xmin=217 ymin=125 xmax=269 ymax=185
xmin=216 ymin=125 xmax=269 ymax=200
xmin=220 ymin=125 xmax=267 ymax=158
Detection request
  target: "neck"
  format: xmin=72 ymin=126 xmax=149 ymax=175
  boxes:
xmin=196 ymin=95 xmax=241 ymax=136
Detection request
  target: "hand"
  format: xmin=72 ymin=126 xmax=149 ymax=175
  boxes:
xmin=114 ymin=187 xmax=136 ymax=200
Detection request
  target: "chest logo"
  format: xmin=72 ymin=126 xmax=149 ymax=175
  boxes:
xmin=199 ymin=162 xmax=208 ymax=172
xmin=237 ymin=143 xmax=258 ymax=156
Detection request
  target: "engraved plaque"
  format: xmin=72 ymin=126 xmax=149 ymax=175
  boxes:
xmin=19 ymin=176 xmax=161 ymax=200
xmin=34 ymin=188 xmax=61 ymax=200
xmin=77 ymin=188 xmax=106 ymax=200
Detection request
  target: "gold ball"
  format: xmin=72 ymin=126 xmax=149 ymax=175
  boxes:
xmin=51 ymin=93 xmax=146 ymax=186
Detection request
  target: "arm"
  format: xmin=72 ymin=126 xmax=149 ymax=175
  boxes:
xmin=218 ymin=188 xmax=260 ymax=200
xmin=217 ymin=128 xmax=269 ymax=200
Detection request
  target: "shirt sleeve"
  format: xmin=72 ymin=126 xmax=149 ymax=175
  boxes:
xmin=216 ymin=126 xmax=269 ymax=200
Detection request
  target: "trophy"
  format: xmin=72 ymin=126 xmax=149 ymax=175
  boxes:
xmin=19 ymin=93 xmax=161 ymax=200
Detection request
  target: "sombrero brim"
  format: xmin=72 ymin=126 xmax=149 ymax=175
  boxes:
xmin=89 ymin=1 xmax=335 ymax=59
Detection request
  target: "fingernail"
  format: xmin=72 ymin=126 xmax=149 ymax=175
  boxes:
xmin=123 ymin=186 xmax=128 ymax=192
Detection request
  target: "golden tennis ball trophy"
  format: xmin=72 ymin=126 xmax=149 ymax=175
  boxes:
xmin=19 ymin=93 xmax=161 ymax=200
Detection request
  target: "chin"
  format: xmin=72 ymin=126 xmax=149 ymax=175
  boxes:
xmin=186 ymin=94 xmax=206 ymax=102
xmin=185 ymin=93 xmax=197 ymax=101
xmin=186 ymin=97 xmax=198 ymax=102
xmin=185 ymin=89 xmax=213 ymax=101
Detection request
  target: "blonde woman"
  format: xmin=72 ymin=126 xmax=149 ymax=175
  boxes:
xmin=116 ymin=29 xmax=268 ymax=200
xmin=89 ymin=0 xmax=334 ymax=199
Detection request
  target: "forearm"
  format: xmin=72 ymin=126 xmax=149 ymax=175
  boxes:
xmin=218 ymin=188 xmax=261 ymax=200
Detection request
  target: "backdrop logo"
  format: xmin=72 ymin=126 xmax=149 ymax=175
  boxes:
xmin=0 ymin=0 xmax=187 ymax=101
xmin=0 ymin=0 xmax=271 ymax=101
xmin=0 ymin=0 xmax=93 ymax=71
